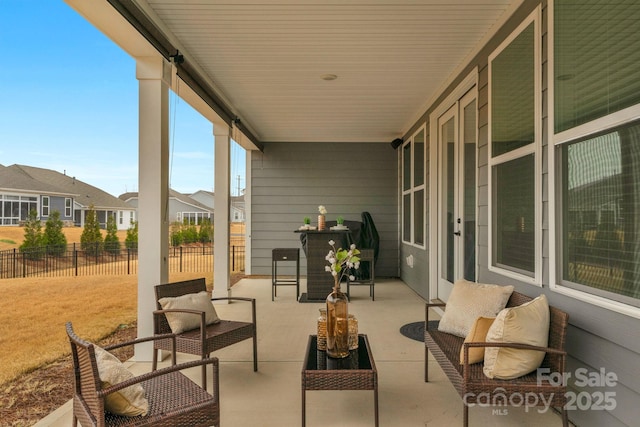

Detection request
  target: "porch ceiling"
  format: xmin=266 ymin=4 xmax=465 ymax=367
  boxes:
xmin=97 ymin=0 xmax=521 ymax=145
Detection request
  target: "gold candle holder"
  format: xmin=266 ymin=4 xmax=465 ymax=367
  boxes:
xmin=348 ymin=314 xmax=358 ymax=350
xmin=317 ymin=308 xmax=327 ymax=350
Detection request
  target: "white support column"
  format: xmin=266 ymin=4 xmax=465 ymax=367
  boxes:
xmin=213 ymin=123 xmax=231 ymax=299
xmin=244 ymin=150 xmax=252 ymax=275
xmin=135 ymin=56 xmax=171 ymax=361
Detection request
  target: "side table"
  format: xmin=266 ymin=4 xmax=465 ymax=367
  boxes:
xmin=301 ymin=334 xmax=378 ymax=426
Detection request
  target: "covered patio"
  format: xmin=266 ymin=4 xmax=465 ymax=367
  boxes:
xmin=37 ymin=277 xmax=567 ymax=426
xmin=49 ymin=1 xmax=640 ymax=426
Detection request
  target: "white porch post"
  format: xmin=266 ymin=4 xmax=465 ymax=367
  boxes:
xmin=135 ymin=56 xmax=170 ymax=360
xmin=245 ymin=150 xmax=252 ymax=275
xmin=213 ymin=123 xmax=231 ymax=299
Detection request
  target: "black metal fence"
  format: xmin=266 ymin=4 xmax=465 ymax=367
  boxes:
xmin=0 ymin=243 xmax=245 ymax=279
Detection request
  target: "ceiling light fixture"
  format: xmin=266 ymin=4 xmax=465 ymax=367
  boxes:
xmin=321 ymin=74 xmax=338 ymax=81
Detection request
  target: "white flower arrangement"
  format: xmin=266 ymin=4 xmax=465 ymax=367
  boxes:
xmin=325 ymin=239 xmax=360 ymax=290
xmin=318 ymin=205 xmax=327 ymax=215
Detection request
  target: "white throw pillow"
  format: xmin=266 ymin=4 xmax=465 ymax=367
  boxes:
xmin=483 ymin=294 xmax=550 ymax=380
xmin=438 ymin=280 xmax=514 ymax=338
xmin=94 ymin=346 xmax=148 ymax=417
xmin=158 ymin=291 xmax=220 ymax=334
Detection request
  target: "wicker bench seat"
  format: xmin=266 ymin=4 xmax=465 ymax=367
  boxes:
xmin=424 ymin=291 xmax=569 ymax=427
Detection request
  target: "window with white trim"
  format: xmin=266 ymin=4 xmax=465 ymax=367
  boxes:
xmin=42 ymin=196 xmax=50 ymax=217
xmin=1 ymin=194 xmax=37 ymax=225
xmin=65 ymin=198 xmax=72 ymax=217
xmin=553 ymin=0 xmax=640 ymax=309
xmin=489 ymin=9 xmax=540 ymax=282
xmin=402 ymin=126 xmax=426 ymax=247
xmin=178 ymin=212 xmax=211 ymax=225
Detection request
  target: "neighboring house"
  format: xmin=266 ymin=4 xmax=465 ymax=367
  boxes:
xmin=230 ymin=194 xmax=245 ymax=223
xmin=120 ymin=189 xmax=214 ymax=225
xmin=188 ymin=189 xmax=214 ymax=210
xmin=0 ymin=164 xmax=76 ymax=225
xmin=188 ymin=190 xmax=245 ymax=223
xmin=0 ymin=164 xmax=135 ymax=230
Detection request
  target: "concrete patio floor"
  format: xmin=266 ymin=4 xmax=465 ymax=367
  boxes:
xmin=37 ymin=277 xmax=569 ymax=426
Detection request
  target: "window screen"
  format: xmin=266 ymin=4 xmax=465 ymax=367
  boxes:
xmin=560 ymin=121 xmax=640 ymax=305
xmin=493 ymin=154 xmax=535 ymax=274
xmin=555 ymin=1 xmax=640 ymax=133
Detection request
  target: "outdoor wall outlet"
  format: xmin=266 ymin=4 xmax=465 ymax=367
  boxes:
xmin=406 ymin=254 xmax=414 ymax=268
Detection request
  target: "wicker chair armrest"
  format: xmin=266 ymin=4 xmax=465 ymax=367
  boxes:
xmin=153 ymin=308 xmax=207 ymax=326
xmin=97 ymin=357 xmax=219 ymax=398
xmin=103 ymin=332 xmax=177 ymax=352
xmin=153 ymin=308 xmax=209 ymax=340
xmin=462 ymin=342 xmax=567 ymax=382
xmin=210 ymin=296 xmax=255 ymax=303
xmin=463 ymin=341 xmax=567 ymax=355
xmin=210 ymin=297 xmax=257 ymax=324
xmin=425 ymin=301 xmax=446 ymax=327
xmin=154 ymin=308 xmax=207 ymax=316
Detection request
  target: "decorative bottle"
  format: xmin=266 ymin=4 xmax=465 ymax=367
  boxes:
xmin=318 ymin=214 xmax=326 ymax=231
xmin=326 ymin=285 xmax=349 ymax=358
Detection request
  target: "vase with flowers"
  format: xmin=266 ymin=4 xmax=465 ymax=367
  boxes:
xmin=325 ymin=240 xmax=360 ymax=358
xmin=318 ymin=205 xmax=327 ymax=230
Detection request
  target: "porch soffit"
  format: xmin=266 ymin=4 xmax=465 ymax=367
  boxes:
xmin=76 ymin=0 xmax=522 ymax=146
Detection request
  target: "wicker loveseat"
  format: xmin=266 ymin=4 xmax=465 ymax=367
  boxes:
xmin=424 ymin=291 xmax=569 ymax=426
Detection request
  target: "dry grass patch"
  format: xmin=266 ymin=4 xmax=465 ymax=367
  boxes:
xmin=0 ymin=223 xmax=245 ymax=251
xmin=0 ymin=226 xmax=130 ymax=251
xmin=0 ymin=271 xmax=215 ymax=386
xmin=0 ymin=224 xmax=245 ymax=425
xmin=0 ymin=275 xmax=138 ymax=385
xmin=0 ymin=323 xmax=137 ymax=427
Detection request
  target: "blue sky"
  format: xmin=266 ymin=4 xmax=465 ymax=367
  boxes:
xmin=0 ymin=1 xmax=245 ymax=197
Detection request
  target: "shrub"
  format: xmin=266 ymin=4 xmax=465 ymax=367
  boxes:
xmin=43 ymin=211 xmax=67 ymax=256
xmin=198 ymin=217 xmax=213 ymax=243
xmin=81 ymin=204 xmax=103 ymax=255
xmin=125 ymin=220 xmax=138 ymax=250
xmin=181 ymin=221 xmax=198 ymax=244
xmin=20 ymin=210 xmax=44 ymax=259
xmin=170 ymin=221 xmax=183 ymax=246
xmin=104 ymin=214 xmax=120 ymax=255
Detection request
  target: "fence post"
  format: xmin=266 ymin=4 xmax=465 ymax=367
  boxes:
xmin=22 ymin=251 xmax=26 ymax=278
xmin=232 ymin=245 xmax=236 ymax=271
xmin=127 ymin=248 xmax=130 ymax=275
xmin=13 ymin=248 xmax=16 ymax=279
xmin=180 ymin=246 xmax=183 ymax=273
xmin=74 ymin=250 xmax=78 ymax=276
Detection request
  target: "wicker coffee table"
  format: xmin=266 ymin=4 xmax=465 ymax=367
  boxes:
xmin=301 ymin=334 xmax=378 ymax=426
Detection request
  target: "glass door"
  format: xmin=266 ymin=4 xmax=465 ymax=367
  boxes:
xmin=437 ymin=91 xmax=477 ymax=301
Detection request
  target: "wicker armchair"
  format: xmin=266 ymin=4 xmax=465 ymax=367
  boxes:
xmin=153 ymin=278 xmax=257 ymax=390
xmin=66 ymin=322 xmax=220 ymax=427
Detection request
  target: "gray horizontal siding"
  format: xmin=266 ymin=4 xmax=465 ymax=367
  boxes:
xmin=250 ymin=142 xmax=398 ymax=279
xmin=402 ymin=1 xmax=640 ymax=426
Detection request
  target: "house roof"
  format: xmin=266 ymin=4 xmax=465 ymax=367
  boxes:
xmin=120 ymin=189 xmax=213 ymax=212
xmin=7 ymin=164 xmax=132 ymax=210
xmin=0 ymin=164 xmax=74 ymax=196
xmin=189 ymin=190 xmax=214 ymax=197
